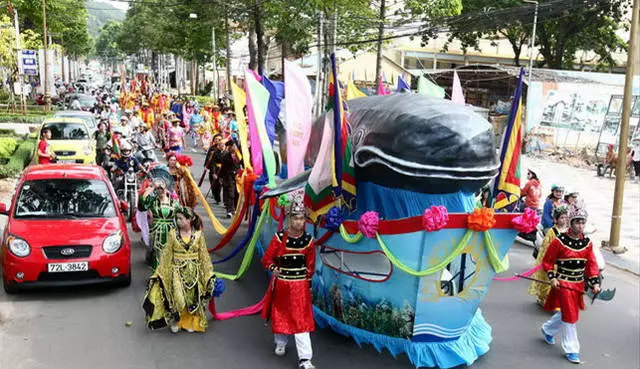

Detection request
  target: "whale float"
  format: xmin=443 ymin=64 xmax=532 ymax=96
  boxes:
xmin=259 ymin=95 xmax=520 ymax=368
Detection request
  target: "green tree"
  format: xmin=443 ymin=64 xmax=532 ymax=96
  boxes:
xmin=94 ymin=20 xmax=124 ymax=70
xmin=436 ymin=0 xmax=629 ymax=70
xmin=12 ymin=0 xmax=92 ymax=57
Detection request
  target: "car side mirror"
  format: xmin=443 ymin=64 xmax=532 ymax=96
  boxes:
xmin=0 ymin=203 xmax=8 ymax=216
xmin=119 ymin=200 xmax=129 ymax=213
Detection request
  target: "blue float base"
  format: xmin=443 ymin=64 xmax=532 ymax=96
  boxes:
xmin=313 ymin=307 xmax=492 ymax=368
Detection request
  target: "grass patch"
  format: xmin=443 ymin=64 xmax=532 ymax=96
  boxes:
xmin=0 ymin=112 xmax=53 ymax=124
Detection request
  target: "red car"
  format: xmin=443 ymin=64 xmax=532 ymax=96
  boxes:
xmin=1 ymin=164 xmax=131 ymax=294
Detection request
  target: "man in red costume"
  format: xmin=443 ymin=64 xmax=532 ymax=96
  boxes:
xmin=540 ymin=207 xmax=601 ymax=364
xmin=261 ymin=197 xmax=316 ymax=369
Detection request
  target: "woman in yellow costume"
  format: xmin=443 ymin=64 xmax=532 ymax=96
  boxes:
xmin=528 ymin=205 xmax=570 ymax=306
xmin=143 ymin=207 xmax=219 ymax=333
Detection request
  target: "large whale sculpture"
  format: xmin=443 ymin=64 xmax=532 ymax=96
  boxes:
xmin=260 ymin=95 xmax=520 ymax=368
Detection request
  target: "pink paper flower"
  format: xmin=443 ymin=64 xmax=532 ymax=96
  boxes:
xmin=423 ymin=206 xmax=449 ymax=232
xmin=358 ymin=211 xmax=380 ymax=238
xmin=512 ymin=207 xmax=541 ymax=233
xmin=170 ymin=191 xmax=179 ymax=200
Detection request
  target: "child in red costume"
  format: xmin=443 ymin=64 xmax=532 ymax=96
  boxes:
xmin=540 ymin=207 xmax=601 ymax=364
xmin=261 ymin=198 xmax=316 ymax=369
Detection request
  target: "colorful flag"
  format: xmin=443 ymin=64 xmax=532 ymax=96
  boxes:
xmin=493 ymin=69 xmax=525 ymax=212
xmin=346 ymin=80 xmax=366 ymax=100
xmin=397 ymin=75 xmax=410 ymax=92
xmin=377 ymin=75 xmax=390 ymax=96
xmin=231 ymin=81 xmax=252 ymax=170
xmin=245 ymin=70 xmax=276 ymax=187
xmin=261 ymin=76 xmax=284 ymax=144
xmin=284 ymin=60 xmax=313 ymax=179
xmin=245 ymin=76 xmax=263 ymax=176
xmin=417 ymin=75 xmax=445 ymax=98
xmin=451 ymin=71 xmax=465 ymax=105
xmin=305 ymin=53 xmax=357 ymax=219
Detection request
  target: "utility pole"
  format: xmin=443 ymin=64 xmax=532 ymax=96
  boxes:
xmin=522 ymin=0 xmax=538 ymax=148
xmin=607 ymin=0 xmax=639 ymax=254
xmin=374 ymin=0 xmax=386 ymax=86
xmin=254 ymin=0 xmax=265 ymax=75
xmin=10 ymin=2 xmax=26 ymax=115
xmin=211 ymin=27 xmax=218 ymax=100
xmin=42 ymin=0 xmax=51 ymax=112
xmin=313 ymin=11 xmax=323 ymax=118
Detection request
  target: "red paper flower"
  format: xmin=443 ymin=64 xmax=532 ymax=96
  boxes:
xmin=176 ymin=154 xmax=194 ymax=167
xmin=512 ymin=207 xmax=541 ymax=233
xmin=423 ymin=206 xmax=449 ymax=232
xmin=358 ymin=211 xmax=380 ymax=238
xmin=467 ymin=208 xmax=496 ymax=232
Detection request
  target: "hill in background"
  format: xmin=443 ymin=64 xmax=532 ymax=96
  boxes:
xmin=87 ymin=0 xmax=126 ymax=36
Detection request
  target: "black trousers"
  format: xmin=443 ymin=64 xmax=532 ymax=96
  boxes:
xmin=222 ymin=175 xmax=237 ymax=213
xmin=633 ymin=160 xmax=640 ymax=177
xmin=209 ymin=171 xmax=222 ymax=203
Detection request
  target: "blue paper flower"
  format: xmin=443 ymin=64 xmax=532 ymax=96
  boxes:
xmin=213 ymin=278 xmax=226 ymax=298
xmin=325 ymin=206 xmax=343 ymax=231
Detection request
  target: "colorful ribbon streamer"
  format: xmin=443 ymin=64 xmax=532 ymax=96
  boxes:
xmin=492 ymin=265 xmax=542 ymax=281
xmin=215 ymin=202 xmax=270 ymax=281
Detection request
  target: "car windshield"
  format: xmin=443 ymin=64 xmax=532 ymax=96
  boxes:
xmin=14 ymin=179 xmax=116 ymax=219
xmin=43 ymin=122 xmax=89 ymax=140
xmin=56 ymin=114 xmax=95 ymax=129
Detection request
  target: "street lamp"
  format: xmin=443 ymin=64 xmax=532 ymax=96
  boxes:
xmin=522 ymin=0 xmax=538 ymax=86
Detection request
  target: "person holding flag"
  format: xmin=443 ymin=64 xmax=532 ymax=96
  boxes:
xmin=539 ymin=207 xmax=601 ymax=364
xmin=261 ymin=196 xmax=317 ymax=369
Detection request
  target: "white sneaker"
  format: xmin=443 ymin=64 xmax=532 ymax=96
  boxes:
xmin=298 ymin=360 xmax=316 ymax=369
xmin=186 ymin=328 xmax=194 ymax=333
xmin=274 ymin=344 xmax=286 ymax=356
xmin=170 ymin=324 xmax=179 ymax=334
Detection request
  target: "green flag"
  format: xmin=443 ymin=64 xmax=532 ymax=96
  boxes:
xmin=417 ymin=75 xmax=445 ymax=98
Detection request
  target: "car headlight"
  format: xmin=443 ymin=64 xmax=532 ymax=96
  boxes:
xmin=7 ymin=235 xmax=31 ymax=257
xmin=102 ymin=231 xmax=123 ymax=254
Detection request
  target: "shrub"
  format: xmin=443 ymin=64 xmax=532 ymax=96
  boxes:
xmin=0 ymin=139 xmax=36 ymax=179
xmin=0 ymin=137 xmax=18 ymax=161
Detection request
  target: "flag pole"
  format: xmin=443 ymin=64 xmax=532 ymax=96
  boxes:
xmin=606 ymin=0 xmax=638 ymax=254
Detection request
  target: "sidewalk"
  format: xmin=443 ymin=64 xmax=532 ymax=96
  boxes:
xmin=523 ymin=155 xmax=640 ymax=275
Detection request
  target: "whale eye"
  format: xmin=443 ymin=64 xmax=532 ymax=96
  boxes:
xmin=353 ymin=129 xmax=365 ymax=146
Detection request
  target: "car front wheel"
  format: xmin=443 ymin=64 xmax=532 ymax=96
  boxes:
xmin=3 ymin=279 xmax=19 ymax=294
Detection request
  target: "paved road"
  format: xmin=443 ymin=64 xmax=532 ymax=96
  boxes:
xmin=1 ymin=152 xmax=638 ymax=369
xmin=522 ymin=155 xmax=640 ymax=275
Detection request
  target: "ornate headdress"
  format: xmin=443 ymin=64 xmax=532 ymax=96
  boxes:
xmin=569 ymin=207 xmax=588 ymax=223
xmin=286 ymin=192 xmax=305 ymax=216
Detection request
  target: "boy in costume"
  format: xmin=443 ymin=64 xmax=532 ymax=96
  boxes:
xmin=540 ymin=208 xmax=601 ymax=364
xmin=261 ymin=197 xmax=317 ymax=369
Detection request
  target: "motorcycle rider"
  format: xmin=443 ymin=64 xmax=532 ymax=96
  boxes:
xmin=133 ymin=122 xmax=158 ymax=162
xmin=111 ymin=141 xmax=148 ymax=193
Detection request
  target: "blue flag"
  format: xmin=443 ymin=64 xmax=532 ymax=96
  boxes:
xmin=397 ymin=75 xmax=410 ymax=92
xmin=261 ymin=76 xmax=284 ymax=144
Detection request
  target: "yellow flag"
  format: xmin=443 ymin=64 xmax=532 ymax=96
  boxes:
xmin=231 ymin=81 xmax=252 ymax=170
xmin=346 ymin=80 xmax=366 ymax=100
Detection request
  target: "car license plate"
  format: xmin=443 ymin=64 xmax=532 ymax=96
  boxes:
xmin=48 ymin=262 xmax=88 ymax=273
xmin=59 ymin=159 xmax=76 ymax=163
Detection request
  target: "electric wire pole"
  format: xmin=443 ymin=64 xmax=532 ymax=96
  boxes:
xmin=606 ymin=0 xmax=639 ymax=254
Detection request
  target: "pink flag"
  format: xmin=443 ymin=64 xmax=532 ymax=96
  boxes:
xmin=451 ymin=71 xmax=465 ymax=105
xmin=284 ymin=60 xmax=313 ymax=178
xmin=245 ymin=72 xmax=263 ymax=175
xmin=377 ymin=75 xmax=390 ymax=96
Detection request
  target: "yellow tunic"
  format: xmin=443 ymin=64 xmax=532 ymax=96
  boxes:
xmin=143 ymin=230 xmax=215 ymax=332
xmin=528 ymin=227 xmax=563 ymax=305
